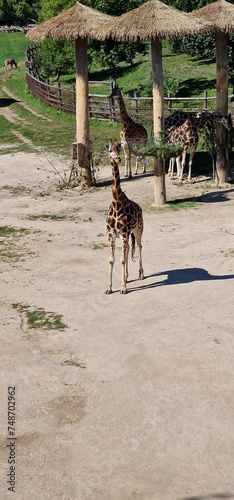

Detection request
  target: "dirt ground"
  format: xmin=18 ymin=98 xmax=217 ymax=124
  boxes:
xmin=0 ymin=146 xmax=234 ymax=500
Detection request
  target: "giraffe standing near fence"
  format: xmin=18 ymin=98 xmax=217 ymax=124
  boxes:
xmin=165 ymin=110 xmax=202 ymax=178
xmin=105 ymin=139 xmax=144 ymax=294
xmin=168 ymin=111 xmax=230 ymax=181
xmin=110 ymin=84 xmax=148 ymax=178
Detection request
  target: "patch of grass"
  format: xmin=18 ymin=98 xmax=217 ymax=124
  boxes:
xmin=166 ymin=199 xmax=200 ymax=211
xmin=1 ymin=185 xmax=30 ymax=195
xmin=142 ymin=198 xmax=200 ymax=213
xmin=0 ymin=225 xmax=28 ymax=236
xmin=0 ymin=225 xmax=30 ymax=262
xmin=91 ymin=242 xmax=108 ymax=250
xmin=27 ymin=213 xmax=67 ymax=221
xmin=0 ymin=116 xmax=20 ymax=147
xmin=12 ymin=303 xmax=67 ymax=330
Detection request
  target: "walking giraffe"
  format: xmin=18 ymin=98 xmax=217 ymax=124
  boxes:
xmin=168 ymin=111 xmax=230 ymax=181
xmin=105 ymin=139 xmax=144 ymax=294
xmin=110 ymin=84 xmax=148 ymax=178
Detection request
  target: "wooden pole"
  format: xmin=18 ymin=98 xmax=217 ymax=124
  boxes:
xmin=151 ymin=38 xmax=166 ymax=206
xmin=216 ymin=32 xmax=229 ymax=185
xmin=75 ymin=38 xmax=92 ymax=187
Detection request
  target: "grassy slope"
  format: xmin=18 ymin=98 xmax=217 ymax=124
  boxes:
xmin=0 ymin=32 xmax=28 ymax=67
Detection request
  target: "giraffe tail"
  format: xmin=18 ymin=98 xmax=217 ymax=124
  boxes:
xmin=131 ymin=233 xmax=136 ymax=262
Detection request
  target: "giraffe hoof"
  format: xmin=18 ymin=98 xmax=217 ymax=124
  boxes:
xmin=120 ymin=287 xmax=127 ymax=294
xmin=104 ymin=288 xmax=112 ymax=295
xmin=134 ymin=172 xmax=138 ymax=175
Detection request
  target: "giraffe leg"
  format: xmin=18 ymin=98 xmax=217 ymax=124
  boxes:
xmin=135 ymin=156 xmax=139 ymax=175
xmin=132 ymin=230 xmax=144 ymax=280
xmin=176 ymin=156 xmax=182 ymax=179
xmin=122 ymin=142 xmax=132 ymax=178
xmin=128 ymin=150 xmax=132 ymax=178
xmin=120 ymin=237 xmax=129 ymax=294
xmin=168 ymin=158 xmax=172 ymax=177
xmin=187 ymin=150 xmax=195 ymax=182
xmin=105 ymin=232 xmax=116 ymax=294
xmin=135 ymin=156 xmax=147 ymax=175
xmin=135 ymin=234 xmax=144 ymax=280
xmin=169 ymin=157 xmax=175 ymax=179
xmin=179 ymin=149 xmax=187 ymax=181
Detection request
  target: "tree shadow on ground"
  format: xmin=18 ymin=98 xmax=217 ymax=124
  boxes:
xmin=128 ymin=267 xmax=234 ymax=292
xmin=89 ymin=61 xmax=143 ymax=85
xmin=177 ymin=77 xmax=216 ymax=97
xmin=96 ymin=169 xmax=153 ymax=188
xmin=168 ymin=188 xmax=234 ymax=206
xmin=0 ymin=97 xmax=21 ymax=107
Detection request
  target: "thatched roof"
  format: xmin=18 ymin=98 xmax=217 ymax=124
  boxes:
xmin=25 ymin=2 xmax=113 ymax=41
xmin=96 ymin=0 xmax=214 ymax=42
xmin=192 ymin=0 xmax=234 ymax=33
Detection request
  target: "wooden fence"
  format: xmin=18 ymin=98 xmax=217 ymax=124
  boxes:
xmin=25 ymin=47 xmax=234 ymax=123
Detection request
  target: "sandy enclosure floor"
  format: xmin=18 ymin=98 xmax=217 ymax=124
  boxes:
xmin=0 ymin=151 xmax=234 ymax=500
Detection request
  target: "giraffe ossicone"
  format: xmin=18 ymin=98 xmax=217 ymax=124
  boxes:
xmin=105 ymin=139 xmax=144 ymax=294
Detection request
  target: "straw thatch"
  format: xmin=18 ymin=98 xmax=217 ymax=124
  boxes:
xmin=25 ymin=2 xmax=113 ymax=41
xmin=192 ymin=0 xmax=234 ymax=33
xmin=96 ymin=0 xmax=214 ymax=42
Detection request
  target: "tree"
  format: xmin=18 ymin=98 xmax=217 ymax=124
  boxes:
xmin=0 ymin=0 xmax=40 ymax=25
xmin=37 ymin=0 xmax=148 ymax=81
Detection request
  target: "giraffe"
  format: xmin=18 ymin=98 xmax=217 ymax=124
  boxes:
xmin=168 ymin=112 xmax=230 ymax=181
xmin=105 ymin=139 xmax=144 ymax=294
xmin=165 ymin=110 xmax=203 ymax=178
xmin=165 ymin=110 xmax=199 ymax=133
xmin=110 ymin=84 xmax=148 ymax=178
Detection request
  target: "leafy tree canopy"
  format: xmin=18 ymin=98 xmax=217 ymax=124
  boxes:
xmin=0 ymin=0 xmax=40 ymax=25
xmin=35 ymin=0 xmax=149 ymax=83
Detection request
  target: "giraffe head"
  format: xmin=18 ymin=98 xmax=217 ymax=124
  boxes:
xmin=106 ymin=139 xmax=121 ymax=165
xmin=194 ymin=111 xmax=231 ymax=130
xmin=109 ymin=84 xmax=122 ymax=100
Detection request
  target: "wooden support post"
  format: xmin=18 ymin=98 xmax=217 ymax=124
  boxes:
xmin=151 ymin=38 xmax=166 ymax=206
xmin=216 ymin=32 xmax=229 ymax=185
xmin=75 ymin=38 xmax=92 ymax=187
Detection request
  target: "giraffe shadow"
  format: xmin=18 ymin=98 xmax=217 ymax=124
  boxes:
xmin=127 ymin=267 xmax=234 ymax=292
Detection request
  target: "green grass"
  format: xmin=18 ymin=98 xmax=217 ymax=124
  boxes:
xmin=0 ymin=225 xmax=29 ymax=262
xmin=0 ymin=32 xmax=28 ymax=67
xmin=27 ymin=213 xmax=68 ymax=221
xmin=0 ymin=225 xmax=28 ymax=236
xmin=12 ymin=303 xmax=67 ymax=330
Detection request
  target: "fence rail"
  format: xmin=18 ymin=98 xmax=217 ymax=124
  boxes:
xmin=25 ymin=47 xmax=234 ymax=123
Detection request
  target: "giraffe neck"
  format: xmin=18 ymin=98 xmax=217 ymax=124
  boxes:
xmin=116 ymin=91 xmax=130 ymax=124
xmin=111 ymin=160 xmax=122 ymax=201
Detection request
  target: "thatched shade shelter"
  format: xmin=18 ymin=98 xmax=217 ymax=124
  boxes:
xmin=26 ymin=2 xmax=113 ymax=187
xmin=97 ymin=0 xmax=214 ymax=205
xmin=192 ymin=0 xmax=234 ymax=185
